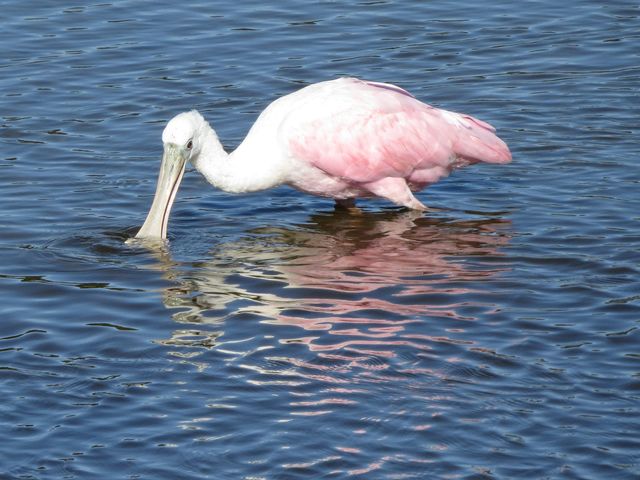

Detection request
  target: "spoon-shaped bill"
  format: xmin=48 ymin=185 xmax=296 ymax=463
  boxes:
xmin=135 ymin=143 xmax=187 ymax=240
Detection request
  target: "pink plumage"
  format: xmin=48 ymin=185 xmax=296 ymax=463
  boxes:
xmin=136 ymin=77 xmax=513 ymax=239
xmin=284 ymin=78 xmax=511 ymax=209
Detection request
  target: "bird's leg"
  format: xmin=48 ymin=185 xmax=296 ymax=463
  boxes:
xmin=335 ymin=198 xmax=356 ymax=209
xmin=334 ymin=198 xmax=362 ymax=214
xmin=363 ymin=177 xmax=427 ymax=211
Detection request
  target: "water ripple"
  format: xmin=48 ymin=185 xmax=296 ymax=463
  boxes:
xmin=2 ymin=1 xmax=640 ymax=478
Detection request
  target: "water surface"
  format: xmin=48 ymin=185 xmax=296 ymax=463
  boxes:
xmin=1 ymin=1 xmax=639 ymax=478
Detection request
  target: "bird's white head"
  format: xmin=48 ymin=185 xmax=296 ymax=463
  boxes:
xmin=162 ymin=110 xmax=208 ymax=159
xmin=135 ymin=110 xmax=209 ymax=240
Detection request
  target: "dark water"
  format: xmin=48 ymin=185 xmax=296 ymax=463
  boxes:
xmin=2 ymin=1 xmax=639 ymax=478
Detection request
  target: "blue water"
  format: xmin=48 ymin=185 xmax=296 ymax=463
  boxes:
xmin=2 ymin=1 xmax=639 ymax=478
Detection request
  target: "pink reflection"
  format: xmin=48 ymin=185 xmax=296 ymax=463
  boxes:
xmin=262 ymin=210 xmax=510 ymax=353
xmin=138 ymin=205 xmax=513 ymax=480
xmin=155 ymin=209 xmax=510 ymax=358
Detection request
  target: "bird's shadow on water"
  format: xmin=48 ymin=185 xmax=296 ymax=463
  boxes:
xmin=126 ymin=208 xmax=513 ymax=352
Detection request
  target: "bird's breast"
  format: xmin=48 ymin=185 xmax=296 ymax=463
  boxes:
xmin=286 ymin=163 xmax=366 ymax=199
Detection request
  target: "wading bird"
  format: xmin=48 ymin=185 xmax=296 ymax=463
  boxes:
xmin=135 ymin=77 xmax=511 ymax=239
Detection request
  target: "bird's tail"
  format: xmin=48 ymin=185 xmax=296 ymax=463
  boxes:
xmin=453 ymin=113 xmax=512 ymax=165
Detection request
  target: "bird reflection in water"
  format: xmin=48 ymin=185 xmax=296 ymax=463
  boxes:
xmin=140 ymin=209 xmax=510 ymax=360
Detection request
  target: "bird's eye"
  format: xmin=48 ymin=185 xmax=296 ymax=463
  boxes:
xmin=186 ymin=140 xmax=193 ymax=150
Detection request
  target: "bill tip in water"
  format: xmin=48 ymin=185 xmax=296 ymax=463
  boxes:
xmin=124 ymin=234 xmax=167 ymax=248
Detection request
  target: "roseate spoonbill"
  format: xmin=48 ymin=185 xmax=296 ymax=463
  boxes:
xmin=135 ymin=77 xmax=511 ymax=239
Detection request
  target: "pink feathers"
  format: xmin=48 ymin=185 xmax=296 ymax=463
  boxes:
xmin=285 ymin=78 xmax=511 ymax=208
xmin=139 ymin=78 xmax=512 ymax=239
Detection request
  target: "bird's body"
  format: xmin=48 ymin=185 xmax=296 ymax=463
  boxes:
xmin=136 ymin=77 xmax=511 ymax=239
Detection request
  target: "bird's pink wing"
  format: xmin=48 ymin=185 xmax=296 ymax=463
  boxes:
xmin=287 ymin=79 xmax=510 ymax=185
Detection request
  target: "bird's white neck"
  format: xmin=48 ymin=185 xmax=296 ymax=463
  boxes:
xmin=192 ymin=121 xmax=286 ymax=194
